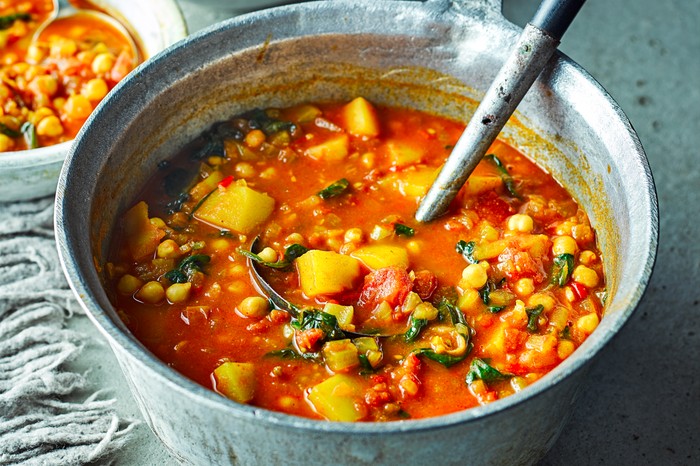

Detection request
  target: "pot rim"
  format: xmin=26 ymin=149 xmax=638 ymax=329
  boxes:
xmin=55 ymin=0 xmax=659 ymax=435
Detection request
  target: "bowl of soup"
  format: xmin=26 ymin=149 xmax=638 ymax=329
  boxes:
xmin=0 ymin=0 xmax=186 ymax=202
xmin=55 ymin=0 xmax=658 ymax=464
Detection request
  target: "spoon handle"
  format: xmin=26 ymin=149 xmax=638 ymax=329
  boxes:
xmin=415 ymin=0 xmax=585 ymax=223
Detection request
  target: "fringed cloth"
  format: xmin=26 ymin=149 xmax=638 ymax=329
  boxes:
xmin=0 ymin=197 xmax=138 ymax=465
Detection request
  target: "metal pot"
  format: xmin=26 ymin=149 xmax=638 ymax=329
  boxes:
xmin=55 ymin=0 xmax=658 ymax=464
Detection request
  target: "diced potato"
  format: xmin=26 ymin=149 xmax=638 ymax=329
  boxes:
xmin=287 ymin=104 xmax=322 ymax=123
xmin=342 ymin=97 xmax=380 ymax=137
xmin=353 ymin=337 xmax=383 ymax=368
xmin=472 ymin=239 xmax=509 ymax=260
xmin=305 ymin=134 xmax=350 ymax=161
xmin=307 ymin=374 xmax=367 ymax=422
xmin=385 ymin=140 xmax=425 ymax=167
xmin=322 ymin=339 xmax=360 ymax=372
xmin=123 ymin=201 xmax=165 ymax=259
xmin=350 ymin=244 xmax=409 ymax=270
xmin=296 ymin=250 xmax=361 ymax=297
xmin=323 ymin=303 xmax=354 ymax=330
xmin=481 ymin=323 xmax=507 ymax=357
xmin=464 ymin=175 xmax=503 ymax=195
xmin=381 ymin=167 xmax=439 ymax=198
xmin=213 ymin=362 xmax=255 ymax=404
xmin=195 ymin=184 xmax=275 ymax=234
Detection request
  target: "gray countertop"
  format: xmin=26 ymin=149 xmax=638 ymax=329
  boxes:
xmin=66 ymin=0 xmax=700 ymax=464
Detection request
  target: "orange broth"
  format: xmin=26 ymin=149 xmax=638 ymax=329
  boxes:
xmin=107 ymin=98 xmax=606 ymax=422
xmin=0 ymin=0 xmax=137 ymax=152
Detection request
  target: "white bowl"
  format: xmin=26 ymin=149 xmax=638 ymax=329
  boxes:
xmin=0 ymin=0 xmax=187 ymax=203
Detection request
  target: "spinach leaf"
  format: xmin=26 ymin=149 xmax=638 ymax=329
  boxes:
xmin=166 ymin=192 xmax=190 ymax=215
xmin=465 ymin=358 xmax=512 ymax=385
xmin=404 ymin=317 xmax=428 ymax=342
xmin=560 ymin=325 xmax=571 ymax=340
xmin=241 ymin=243 xmax=309 ymax=270
xmin=291 ymin=309 xmax=346 ymax=341
xmin=318 ymin=178 xmax=350 ymax=200
xmin=456 ymin=240 xmax=478 ymax=264
xmin=551 ymin=253 xmax=574 ymax=286
xmin=0 ymin=13 xmax=30 ymax=30
xmin=165 ymin=254 xmax=211 ymax=283
xmin=188 ymin=187 xmax=217 ymax=219
xmin=484 ymin=153 xmax=521 ymax=199
xmin=20 ymin=122 xmax=38 ymax=149
xmin=244 ymin=109 xmax=296 ymax=136
xmin=394 ymin=223 xmax=415 ymax=237
xmin=265 ymin=348 xmax=303 ymax=360
xmin=526 ymin=304 xmax=545 ymax=333
xmin=358 ymin=354 xmax=375 ymax=374
xmin=413 ymin=348 xmax=467 ymax=368
xmin=0 ymin=122 xmax=21 ymax=138
xmin=487 ymin=306 xmax=505 ymax=314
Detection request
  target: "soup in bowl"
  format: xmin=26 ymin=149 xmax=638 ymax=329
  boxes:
xmin=55 ymin=0 xmax=657 ymax=464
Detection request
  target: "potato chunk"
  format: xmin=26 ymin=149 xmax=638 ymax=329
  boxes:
xmin=351 ymin=244 xmax=409 ymax=270
xmin=296 ymin=250 xmax=361 ymax=297
xmin=322 ymin=339 xmax=360 ymax=373
xmin=342 ymin=97 xmax=380 ymax=137
xmin=307 ymin=374 xmax=367 ymax=422
xmin=194 ymin=184 xmax=274 ymax=234
xmin=123 ymin=201 xmax=165 ymax=260
xmin=385 ymin=140 xmax=425 ymax=167
xmin=213 ymin=362 xmax=255 ymax=404
xmin=381 ymin=167 xmax=438 ymax=198
xmin=305 ymin=134 xmax=349 ymax=161
xmin=322 ymin=303 xmax=355 ymax=330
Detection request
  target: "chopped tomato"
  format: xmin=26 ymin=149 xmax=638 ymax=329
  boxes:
xmin=358 ymin=266 xmax=413 ymax=309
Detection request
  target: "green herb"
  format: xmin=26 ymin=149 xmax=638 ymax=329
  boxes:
xmin=484 ymin=153 xmax=521 ymax=199
xmin=465 ymin=358 xmax=512 ymax=385
xmin=404 ymin=317 xmax=428 ymax=342
xmin=166 ymin=192 xmax=190 ymax=214
xmin=456 ymin=240 xmax=478 ymax=264
xmin=413 ymin=348 xmax=467 ymax=368
xmin=241 ymin=243 xmax=309 ymax=270
xmin=479 ymin=279 xmax=502 ymax=305
xmin=0 ymin=122 xmax=21 ymax=138
xmin=526 ymin=304 xmax=545 ymax=333
xmin=487 ymin=306 xmax=505 ymax=314
xmin=0 ymin=13 xmax=30 ymax=30
xmin=245 ymin=109 xmax=296 ymax=136
xmin=358 ymin=354 xmax=374 ymax=373
xmin=318 ymin=178 xmax=350 ymax=200
xmin=265 ymin=348 xmax=303 ymax=360
xmin=560 ymin=325 xmax=571 ymax=340
xmin=397 ymin=409 xmax=411 ymax=419
xmin=291 ymin=310 xmax=346 ymax=341
xmin=188 ymin=187 xmax=217 ymax=219
xmin=394 ymin=223 xmax=415 ymax=237
xmin=21 ymin=122 xmax=38 ymax=149
xmin=164 ymin=254 xmax=211 ymax=283
xmin=551 ymin=253 xmax=574 ymax=286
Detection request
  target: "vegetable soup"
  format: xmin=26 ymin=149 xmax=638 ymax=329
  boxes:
xmin=0 ymin=0 xmax=137 ymax=152
xmin=106 ymin=98 xmax=605 ymax=422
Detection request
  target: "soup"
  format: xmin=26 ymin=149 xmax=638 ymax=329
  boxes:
xmin=0 ymin=0 xmax=137 ymax=152
xmin=106 ymin=98 xmax=605 ymax=422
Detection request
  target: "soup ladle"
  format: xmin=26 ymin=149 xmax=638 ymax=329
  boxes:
xmin=33 ymin=0 xmax=140 ymax=66
xmin=247 ymin=237 xmax=404 ymax=338
xmin=415 ymin=0 xmax=585 ymax=223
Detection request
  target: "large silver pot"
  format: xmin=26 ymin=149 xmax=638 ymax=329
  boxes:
xmin=55 ymin=0 xmax=658 ymax=464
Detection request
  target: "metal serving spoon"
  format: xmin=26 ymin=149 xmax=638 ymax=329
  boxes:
xmin=33 ymin=0 xmax=140 ymax=66
xmin=415 ymin=0 xmax=585 ymax=223
xmin=247 ymin=237 xmax=403 ymax=338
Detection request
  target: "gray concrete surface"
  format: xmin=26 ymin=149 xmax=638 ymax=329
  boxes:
xmin=65 ymin=0 xmax=699 ymax=464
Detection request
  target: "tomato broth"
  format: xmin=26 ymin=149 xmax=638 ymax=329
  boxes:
xmin=107 ymin=98 xmax=605 ymax=422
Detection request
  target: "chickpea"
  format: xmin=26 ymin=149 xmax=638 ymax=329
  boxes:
xmin=460 ymin=263 xmax=488 ymax=289
xmin=211 ymin=238 xmax=232 ymax=253
xmin=29 ymin=107 xmax=55 ymax=126
xmin=28 ymin=75 xmax=58 ymax=97
xmin=257 ymin=247 xmax=278 ymax=263
xmin=36 ymin=115 xmax=64 ymax=137
xmin=245 ymin=129 xmax=266 ymax=148
xmin=50 ymin=38 xmax=78 ymax=58
xmin=579 ymin=250 xmax=597 ymax=265
xmin=361 ymin=152 xmax=375 ymax=169
xmin=92 ymin=53 xmax=115 ymax=74
xmin=557 ymin=340 xmax=575 ymax=360
xmin=228 ymin=263 xmax=247 ymax=277
xmin=507 ymin=214 xmax=534 ymax=233
xmin=480 ymin=224 xmax=499 ymax=241
xmin=572 ymin=265 xmax=599 ymax=288
xmin=552 ymin=235 xmax=578 ymax=256
xmin=166 ymin=282 xmax=192 ymax=304
xmin=514 ymin=277 xmax=535 ymax=297
xmin=157 ymin=239 xmax=182 ymax=259
xmin=259 ymin=167 xmax=277 ymax=179
xmin=405 ymin=240 xmax=421 ymax=255
xmin=457 ymin=288 xmax=481 ymax=312
xmin=117 ymin=274 xmax=142 ymax=295
xmin=81 ymin=78 xmax=109 ymax=101
xmin=576 ymin=313 xmax=600 ymax=335
xmin=527 ymin=292 xmax=556 ymax=312
xmin=150 ymin=217 xmax=167 ymax=229
xmin=62 ymin=94 xmax=92 ymax=120
xmin=237 ymin=296 xmax=270 ymax=318
xmin=284 ymin=232 xmax=305 ymax=246
xmin=136 ymin=281 xmax=165 ymax=304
